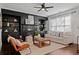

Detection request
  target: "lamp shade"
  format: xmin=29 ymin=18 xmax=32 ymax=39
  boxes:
xmin=4 ymin=29 xmax=8 ymax=32
xmin=14 ymin=29 xmax=18 ymax=32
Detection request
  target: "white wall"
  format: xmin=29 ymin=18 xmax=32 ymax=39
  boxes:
xmin=71 ymin=7 xmax=79 ymax=44
xmin=48 ymin=7 xmax=79 ymax=44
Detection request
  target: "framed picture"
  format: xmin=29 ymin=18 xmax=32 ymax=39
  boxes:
xmin=25 ymin=19 xmax=28 ymax=24
xmin=25 ymin=15 xmax=34 ymax=24
xmin=28 ymin=15 xmax=34 ymax=24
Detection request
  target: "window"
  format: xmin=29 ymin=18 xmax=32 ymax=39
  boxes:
xmin=49 ymin=14 xmax=71 ymax=32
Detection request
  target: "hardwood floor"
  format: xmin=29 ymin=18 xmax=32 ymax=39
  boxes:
xmin=47 ymin=44 xmax=79 ymax=55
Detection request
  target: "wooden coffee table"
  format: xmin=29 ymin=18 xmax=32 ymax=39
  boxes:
xmin=34 ymin=37 xmax=51 ymax=48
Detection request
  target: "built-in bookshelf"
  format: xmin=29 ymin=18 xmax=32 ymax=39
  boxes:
xmin=2 ymin=9 xmax=48 ymax=43
xmin=2 ymin=14 xmax=21 ymax=43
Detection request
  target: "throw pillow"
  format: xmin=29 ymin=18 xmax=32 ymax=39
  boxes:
xmin=7 ymin=35 xmax=16 ymax=43
xmin=15 ymin=39 xmax=22 ymax=46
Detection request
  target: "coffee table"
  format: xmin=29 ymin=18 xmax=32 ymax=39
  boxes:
xmin=34 ymin=37 xmax=51 ymax=48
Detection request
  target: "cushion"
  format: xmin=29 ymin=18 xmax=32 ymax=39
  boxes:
xmin=8 ymin=35 xmax=23 ymax=47
xmin=7 ymin=35 xmax=16 ymax=43
xmin=63 ymin=32 xmax=72 ymax=36
xmin=21 ymin=42 xmax=29 ymax=45
xmin=52 ymin=31 xmax=56 ymax=36
xmin=15 ymin=39 xmax=22 ymax=46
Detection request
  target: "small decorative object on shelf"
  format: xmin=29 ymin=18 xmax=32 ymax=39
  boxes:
xmin=4 ymin=29 xmax=8 ymax=32
xmin=14 ymin=29 xmax=18 ymax=32
xmin=4 ymin=18 xmax=7 ymax=21
xmin=20 ymin=35 xmax=22 ymax=39
xmin=14 ymin=19 xmax=17 ymax=22
xmin=7 ymin=22 xmax=9 ymax=26
xmin=19 ymin=35 xmax=23 ymax=42
xmin=27 ymin=28 xmax=32 ymax=31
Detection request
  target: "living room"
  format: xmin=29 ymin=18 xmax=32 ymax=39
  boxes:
xmin=0 ymin=3 xmax=79 ymax=55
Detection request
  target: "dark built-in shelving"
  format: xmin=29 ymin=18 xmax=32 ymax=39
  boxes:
xmin=2 ymin=9 xmax=48 ymax=43
xmin=2 ymin=14 xmax=21 ymax=43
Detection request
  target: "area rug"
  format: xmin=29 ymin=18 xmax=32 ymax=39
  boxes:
xmin=19 ymin=42 xmax=66 ymax=55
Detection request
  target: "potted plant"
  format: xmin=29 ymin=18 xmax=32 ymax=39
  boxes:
xmin=35 ymin=31 xmax=39 ymax=36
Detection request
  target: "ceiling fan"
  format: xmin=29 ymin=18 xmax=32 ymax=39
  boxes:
xmin=34 ymin=3 xmax=54 ymax=12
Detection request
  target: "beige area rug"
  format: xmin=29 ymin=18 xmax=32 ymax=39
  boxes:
xmin=19 ymin=42 xmax=66 ymax=55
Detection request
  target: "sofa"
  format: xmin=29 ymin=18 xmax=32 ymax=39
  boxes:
xmin=45 ymin=31 xmax=73 ymax=45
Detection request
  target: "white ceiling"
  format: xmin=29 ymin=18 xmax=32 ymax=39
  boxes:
xmin=1 ymin=3 xmax=79 ymax=17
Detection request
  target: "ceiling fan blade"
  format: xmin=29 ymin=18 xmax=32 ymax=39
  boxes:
xmin=34 ymin=7 xmax=41 ymax=8
xmin=45 ymin=6 xmax=54 ymax=8
xmin=38 ymin=8 xmax=42 ymax=12
xmin=44 ymin=8 xmax=48 ymax=12
xmin=34 ymin=3 xmax=53 ymax=12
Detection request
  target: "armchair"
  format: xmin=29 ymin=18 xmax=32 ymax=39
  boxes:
xmin=8 ymin=36 xmax=31 ymax=54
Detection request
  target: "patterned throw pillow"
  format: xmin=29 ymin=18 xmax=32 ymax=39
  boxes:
xmin=15 ymin=39 xmax=22 ymax=46
xmin=8 ymin=35 xmax=22 ymax=47
xmin=7 ymin=35 xmax=16 ymax=43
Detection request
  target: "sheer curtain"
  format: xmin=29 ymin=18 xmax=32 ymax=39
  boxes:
xmin=49 ymin=14 xmax=71 ymax=32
